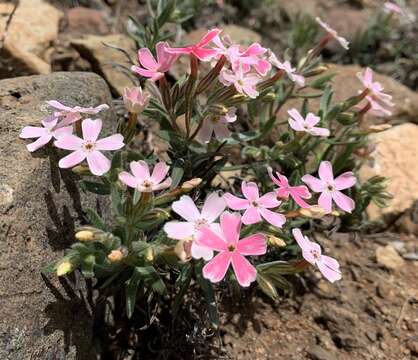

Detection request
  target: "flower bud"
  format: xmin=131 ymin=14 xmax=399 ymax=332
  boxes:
xmin=366 ymin=124 xmax=392 ymax=133
xmin=299 ymin=205 xmax=327 ymax=219
xmin=209 ymin=104 xmax=229 ymax=116
xmin=56 ymin=261 xmax=72 ymax=276
xmin=123 ymin=86 xmax=150 ymax=114
xmin=108 ymin=249 xmax=125 ymax=263
xmin=303 ymin=65 xmax=329 ymax=77
xmin=72 ymin=165 xmax=91 ymax=175
xmin=181 ymin=178 xmax=202 ymax=191
xmin=75 ymin=230 xmax=95 ymax=242
xmin=174 ymin=239 xmax=192 ymax=263
xmin=261 ymin=92 xmax=276 ymax=102
xmin=145 ymin=247 xmax=154 ymax=262
xmin=268 ymin=235 xmax=286 ymax=248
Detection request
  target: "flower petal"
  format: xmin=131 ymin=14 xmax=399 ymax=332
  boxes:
xmin=163 ymin=221 xmax=195 ymax=240
xmin=150 ymin=162 xmax=169 ymax=184
xmin=309 ymin=127 xmax=330 ymax=137
xmin=130 ymin=160 xmax=150 ymax=180
xmin=86 ymin=150 xmax=111 ymax=176
xmin=52 ymin=126 xmax=73 ymax=139
xmin=220 ymin=212 xmax=241 ymax=245
xmin=317 ymin=255 xmax=342 ymax=283
xmin=241 ymin=181 xmax=259 ymax=201
xmin=202 ymin=251 xmax=232 ymax=283
xmin=197 ymin=118 xmax=214 ymax=143
xmin=318 ymin=191 xmax=333 ymax=213
xmin=241 ymin=207 xmax=262 ymax=225
xmin=318 ymin=161 xmax=334 ymax=182
xmin=237 ymin=234 xmax=266 ymax=256
xmin=191 ymin=242 xmax=214 ymax=261
xmin=26 ymin=134 xmax=52 ymax=152
xmin=95 ymin=134 xmax=125 ymax=151
xmin=259 ymin=208 xmax=286 ymax=228
xmin=152 ymin=177 xmax=172 ymax=191
xmin=301 ymin=174 xmax=325 ymax=192
xmin=223 ymin=193 xmax=249 ymax=210
xmin=138 ymin=48 xmax=158 ymax=70
xmin=197 ymin=28 xmax=222 ymax=47
xmin=58 ymin=150 xmax=86 ymax=168
xmin=82 ymin=118 xmax=102 ymax=142
xmin=201 ymin=192 xmax=226 ymax=223
xmin=231 ymin=253 xmax=257 ymax=287
xmin=331 ymin=190 xmax=355 ymax=213
xmin=334 ymin=172 xmax=356 ymax=190
xmin=196 ymin=226 xmax=227 ymax=252
xmin=305 ymin=113 xmax=320 ymax=127
xmin=54 ymin=134 xmax=83 ymax=150
xmin=20 ymin=126 xmax=47 ymax=139
xmin=118 ymin=171 xmax=138 ymax=188
xmin=258 ymin=192 xmax=280 ymax=208
xmin=172 ymin=195 xmax=200 ymax=222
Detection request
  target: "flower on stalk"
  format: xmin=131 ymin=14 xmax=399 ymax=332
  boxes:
xmin=268 ymin=52 xmax=305 ymax=86
xmin=164 ymin=193 xmax=226 ymax=260
xmin=315 ymin=17 xmax=350 ymax=50
xmin=302 ymin=161 xmax=356 ymax=213
xmin=357 ymin=68 xmax=394 ymax=116
xmin=131 ymin=42 xmax=178 ymax=81
xmin=47 ymin=100 xmax=109 ymax=126
xmin=384 ymin=2 xmax=402 ymax=14
xmin=287 ymin=108 xmax=330 ymax=137
xmin=224 ymin=181 xmax=286 ymax=227
xmin=292 ymin=228 xmax=341 ymax=283
xmin=119 ymin=160 xmax=172 ymax=192
xmin=166 ymin=28 xmax=222 ymax=61
xmin=197 ymin=107 xmax=237 ymax=143
xmin=220 ymin=65 xmax=261 ymax=98
xmin=123 ymin=86 xmax=150 ymax=114
xmin=54 ymin=118 xmax=124 ymax=175
xmin=19 ymin=116 xmax=73 ymax=152
xmin=196 ymin=212 xmax=266 ymax=287
xmin=268 ymin=168 xmax=311 ymax=208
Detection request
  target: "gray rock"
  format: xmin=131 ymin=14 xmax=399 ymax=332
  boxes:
xmin=0 ymin=72 xmax=113 ymax=359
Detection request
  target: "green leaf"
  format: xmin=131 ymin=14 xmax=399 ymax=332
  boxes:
xmin=136 ymin=266 xmax=167 ymax=295
xmin=172 ymin=263 xmax=192 ymax=321
xmin=195 ymin=262 xmax=219 ymax=329
xmin=257 ymin=273 xmax=278 ymax=300
xmin=125 ymin=268 xmax=143 ymax=318
xmin=85 ymin=208 xmax=107 ymax=231
xmin=170 ymin=166 xmax=184 ymax=189
xmin=80 ymin=180 xmax=110 ymax=195
xmin=157 ymin=0 xmax=176 ymax=27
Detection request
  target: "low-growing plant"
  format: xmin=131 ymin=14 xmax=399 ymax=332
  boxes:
xmin=20 ymin=2 xmax=393 ymax=345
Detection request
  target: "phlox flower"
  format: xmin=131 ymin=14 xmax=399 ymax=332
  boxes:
xmin=131 ymin=42 xmax=178 ymax=81
xmin=287 ymin=108 xmax=330 ymax=137
xmin=123 ymin=86 xmax=150 ymax=114
xmin=220 ymin=66 xmax=261 ymax=98
xmin=224 ymin=181 xmax=286 ymax=227
xmin=357 ymin=68 xmax=394 ymax=116
xmin=164 ymin=193 xmax=226 ymax=260
xmin=118 ymin=160 xmax=171 ymax=192
xmin=196 ymin=212 xmax=266 ymax=287
xmin=197 ymin=107 xmax=237 ymax=143
xmin=268 ymin=52 xmax=305 ymax=86
xmin=54 ymin=118 xmax=124 ymax=176
xmin=384 ymin=2 xmax=402 ymax=14
xmin=268 ymin=168 xmax=311 ymax=208
xmin=292 ymin=228 xmax=341 ymax=283
xmin=19 ymin=116 xmax=73 ymax=152
xmin=166 ymin=28 xmax=221 ymax=61
xmin=302 ymin=161 xmax=356 ymax=213
xmin=315 ymin=17 xmax=350 ymax=50
xmin=47 ymin=100 xmax=109 ymax=127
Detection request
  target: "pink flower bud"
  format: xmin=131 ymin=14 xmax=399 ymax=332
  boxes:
xmin=123 ymin=86 xmax=150 ymax=114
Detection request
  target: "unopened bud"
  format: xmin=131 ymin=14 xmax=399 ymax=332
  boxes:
xmin=224 ymin=94 xmax=246 ymax=105
xmin=75 ymin=230 xmax=95 ymax=242
xmin=261 ymin=92 xmax=276 ymax=102
xmin=56 ymin=261 xmax=72 ymax=276
xmin=72 ymin=165 xmax=91 ymax=175
xmin=367 ymin=124 xmax=392 ymax=133
xmin=336 ymin=112 xmax=356 ymax=125
xmin=303 ymin=65 xmax=329 ymax=77
xmin=299 ymin=205 xmax=327 ymax=219
xmin=181 ymin=178 xmax=202 ymax=191
xmin=108 ymin=249 xmax=125 ymax=263
xmin=331 ymin=210 xmax=340 ymax=216
xmin=174 ymin=239 xmax=192 ymax=263
xmin=209 ymin=104 xmax=229 ymax=115
xmin=268 ymin=235 xmax=286 ymax=248
xmin=145 ymin=247 xmax=154 ymax=262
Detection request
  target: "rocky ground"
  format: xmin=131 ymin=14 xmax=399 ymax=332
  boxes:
xmin=0 ymin=0 xmax=417 ymax=359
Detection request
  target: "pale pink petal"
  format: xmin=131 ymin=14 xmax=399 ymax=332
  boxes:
xmin=258 ymin=192 xmax=281 ymax=208
xmin=318 ymin=191 xmax=333 ymax=213
xmin=138 ymin=48 xmax=158 ymax=70
xmin=231 ymin=253 xmax=257 ymax=287
xmin=242 ymin=207 xmax=262 ymax=225
xmin=288 ymin=108 xmax=305 ymax=125
xmin=82 ymin=118 xmax=102 ymax=142
xmin=292 ymin=229 xmax=312 ymax=254
xmin=237 ymin=234 xmax=266 ymax=256
xmin=26 ymin=134 xmax=52 ymax=152
xmin=163 ymin=221 xmax=195 ymax=240
xmin=151 ymin=177 xmax=172 ymax=191
xmin=52 ymin=126 xmax=73 ymax=139
xmin=331 ymin=190 xmax=355 ymax=213
xmin=202 ymin=251 xmax=232 ymax=283
xmin=20 ymin=126 xmax=47 ymax=139
xmin=317 ymin=256 xmax=342 ymax=283
xmin=302 ymin=174 xmax=325 ymax=192
xmin=86 ymin=150 xmax=111 ymax=176
xmin=191 ymin=242 xmax=213 ymax=261
xmin=197 ymin=119 xmax=214 ymax=143
xmin=292 ymin=74 xmax=305 ymax=87
xmin=201 ymin=192 xmax=226 ymax=223
xmin=259 ymin=208 xmax=286 ymax=228
xmin=118 ymin=171 xmax=138 ymax=188
xmin=303 ymin=242 xmax=321 ymax=264
xmin=305 ymin=113 xmax=320 ymax=127
xmin=241 ymin=181 xmax=259 ymax=202
xmin=220 ymin=212 xmax=241 ymax=246
xmin=58 ymin=150 xmax=86 ymax=168
xmin=54 ymin=134 xmax=83 ymax=150
xmin=242 ymin=84 xmax=258 ymax=98
xmin=309 ymin=127 xmax=330 ymax=137
xmin=155 ymin=42 xmax=170 ymax=67
xmin=130 ymin=160 xmax=150 ymax=180
xmin=318 ymin=161 xmax=334 ymax=182
xmin=213 ymin=123 xmax=231 ymax=140
xmin=172 ymin=195 xmax=200 ymax=222
xmin=196 ymin=226 xmax=227 ymax=252
xmin=95 ymin=134 xmax=124 ymax=151
xmin=47 ymin=100 xmax=71 ymax=111
xmin=151 ymin=162 xmax=169 ymax=184
xmin=334 ymin=172 xmax=356 ymax=190
xmin=289 ymin=118 xmax=305 ymax=132
xmin=223 ymin=193 xmax=249 ymax=210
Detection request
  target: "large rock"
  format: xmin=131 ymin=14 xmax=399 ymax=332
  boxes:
xmin=0 ymin=72 xmax=113 ymax=359
xmin=0 ymin=0 xmax=63 ymax=78
xmin=71 ymin=34 xmax=137 ymax=96
xmin=359 ymin=123 xmax=418 ymax=221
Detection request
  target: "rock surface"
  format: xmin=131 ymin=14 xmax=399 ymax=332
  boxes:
xmin=66 ymin=7 xmax=110 ymax=35
xmin=0 ymin=72 xmax=113 ymax=359
xmin=358 ymin=123 xmax=418 ymax=221
xmin=70 ymin=34 xmax=136 ymax=96
xmin=0 ymin=0 xmax=63 ymax=78
xmin=375 ymin=245 xmax=405 ymax=270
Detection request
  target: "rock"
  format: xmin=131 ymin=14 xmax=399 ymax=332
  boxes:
xmin=358 ymin=123 xmax=418 ymax=221
xmin=66 ymin=7 xmax=110 ymax=35
xmin=71 ymin=34 xmax=136 ymax=96
xmin=306 ymin=345 xmax=336 ymax=360
xmin=375 ymin=245 xmax=405 ymax=270
xmin=0 ymin=0 xmax=63 ymax=78
xmin=0 ymin=72 xmax=113 ymax=359
xmin=407 ymin=340 xmax=418 ymax=356
xmin=275 ymin=0 xmax=325 ymax=17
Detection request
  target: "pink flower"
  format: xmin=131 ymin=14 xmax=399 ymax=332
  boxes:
xmin=384 ymin=2 xmax=402 ymax=14
xmin=268 ymin=168 xmax=311 ymax=208
xmin=54 ymin=118 xmax=124 ymax=176
xmin=131 ymin=42 xmax=178 ymax=81
xmin=197 ymin=107 xmax=237 ymax=143
xmin=287 ymin=109 xmax=330 ymax=137
xmin=365 ymin=96 xmax=392 ymax=117
xmin=302 ymin=161 xmax=356 ymax=213
xmin=196 ymin=212 xmax=266 ymax=287
xmin=220 ymin=66 xmax=260 ymax=98
xmin=357 ymin=68 xmax=394 ymax=115
xmin=292 ymin=228 xmax=341 ymax=283
xmin=224 ymin=181 xmax=286 ymax=227
xmin=47 ymin=100 xmax=109 ymax=127
xmin=123 ymin=86 xmax=150 ymax=114
xmin=19 ymin=116 xmax=73 ymax=152
xmin=164 ymin=193 xmax=226 ymax=260
xmin=315 ymin=17 xmax=350 ymax=50
xmin=268 ymin=52 xmax=305 ymax=86
xmin=118 ymin=160 xmax=171 ymax=192
xmin=166 ymin=28 xmax=221 ymax=61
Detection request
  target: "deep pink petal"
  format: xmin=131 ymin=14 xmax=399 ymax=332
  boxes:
xmin=318 ymin=191 xmax=333 ymax=213
xmin=318 ymin=161 xmax=334 ymax=182
xmin=220 ymin=212 xmax=241 ymax=246
xmin=241 ymin=207 xmax=262 ymax=225
xmin=150 ymin=162 xmax=169 ymax=184
xmin=58 ymin=150 xmax=86 ymax=168
xmin=26 ymin=134 xmax=52 ymax=152
xmin=259 ymin=208 xmax=286 ymax=228
xmin=258 ymin=192 xmax=280 ymax=208
xmin=172 ymin=195 xmax=200 ymax=222
xmin=82 ymin=118 xmax=102 ymax=142
xmin=241 ymin=181 xmax=259 ymax=202
xmin=131 ymin=66 xmax=159 ymax=79
xmin=334 ymin=172 xmax=356 ymax=190
xmin=165 ymin=47 xmax=192 ymax=55
xmin=331 ymin=191 xmax=355 ymax=213
xmin=163 ymin=221 xmax=195 ymax=240
xmin=138 ymin=48 xmax=158 ymax=70
xmin=196 ymin=226 xmax=227 ymax=252
xmin=301 ymin=174 xmax=325 ymax=192
xmin=95 ymin=134 xmax=124 ymax=151
xmin=118 ymin=171 xmax=138 ymax=188
xmin=202 ymin=251 xmax=232 ymax=283
xmin=130 ymin=160 xmax=150 ymax=180
xmin=201 ymin=192 xmax=226 ymax=223
xmin=54 ymin=134 xmax=83 ymax=150
xmin=86 ymin=150 xmax=111 ymax=176
xmin=20 ymin=126 xmax=47 ymax=139
xmin=231 ymin=253 xmax=257 ymax=287
xmin=196 ymin=28 xmax=222 ymax=47
xmin=193 ymin=48 xmax=218 ymax=61
xmin=223 ymin=193 xmax=249 ymax=210
xmin=237 ymin=234 xmax=266 ymax=256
